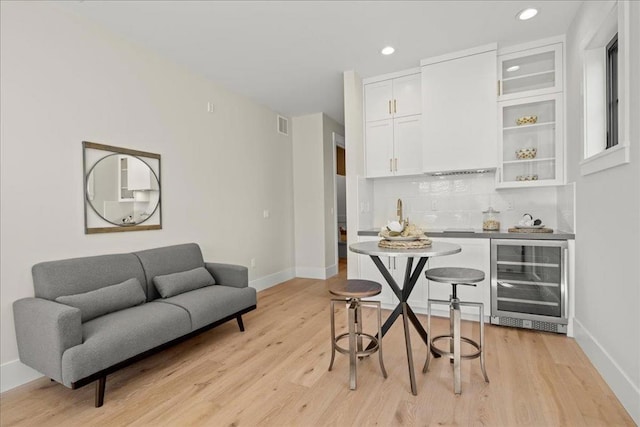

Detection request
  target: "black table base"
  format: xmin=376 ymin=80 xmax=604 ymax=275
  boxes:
xmin=366 ymin=255 xmax=440 ymax=395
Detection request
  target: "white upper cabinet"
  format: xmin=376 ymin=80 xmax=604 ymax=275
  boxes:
xmin=364 ymin=70 xmax=422 ymax=178
xmin=421 ymin=44 xmax=498 ymax=173
xmin=364 ymin=73 xmax=421 ymax=122
xmin=496 ymin=39 xmax=565 ymax=188
xmin=498 ymin=43 xmax=563 ymax=101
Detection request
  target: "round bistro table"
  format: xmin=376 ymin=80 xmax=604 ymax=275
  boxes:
xmin=349 ymin=240 xmax=461 ymax=395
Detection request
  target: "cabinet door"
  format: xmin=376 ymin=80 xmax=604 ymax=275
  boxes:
xmin=426 ymin=238 xmax=491 ymax=318
xmin=127 ymin=156 xmax=153 ymax=190
xmin=357 ymin=237 xmax=396 ymax=306
xmin=421 ymin=49 xmax=497 ymax=173
xmin=393 ymin=115 xmax=422 ymax=176
xmin=499 ymin=43 xmax=563 ymax=101
xmin=497 ymin=93 xmax=563 ymax=187
xmin=364 ymin=80 xmax=393 ymax=122
xmin=365 ymin=120 xmax=394 ymax=177
xmin=392 ymin=74 xmax=421 ymax=118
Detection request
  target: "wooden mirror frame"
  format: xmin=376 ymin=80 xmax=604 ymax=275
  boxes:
xmin=83 ymin=141 xmax=162 ymax=234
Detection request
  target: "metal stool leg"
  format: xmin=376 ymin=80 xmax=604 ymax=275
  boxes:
xmin=478 ymin=302 xmax=489 ymax=383
xmin=375 ymin=300 xmax=388 ymax=378
xmin=452 ymin=299 xmax=461 ymax=394
xmin=328 ymin=299 xmax=337 ymax=372
xmin=423 ymin=299 xmax=432 ymax=373
xmin=356 ymin=299 xmax=363 ymax=355
xmin=348 ymin=299 xmax=357 ymax=390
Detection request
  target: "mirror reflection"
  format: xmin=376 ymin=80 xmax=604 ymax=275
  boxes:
xmin=87 ymin=154 xmax=160 ymax=226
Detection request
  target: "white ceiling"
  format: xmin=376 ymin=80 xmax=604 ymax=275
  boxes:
xmin=59 ymin=1 xmax=582 ymax=124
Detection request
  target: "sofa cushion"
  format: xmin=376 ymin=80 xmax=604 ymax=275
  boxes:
xmin=159 ymin=285 xmax=257 ymax=331
xmin=32 ymin=253 xmax=147 ymax=301
xmin=56 ymin=278 xmax=146 ymax=322
xmin=153 ymin=267 xmax=215 ymax=298
xmin=134 ymin=243 xmax=205 ymax=301
xmin=60 ymin=301 xmax=191 ymax=386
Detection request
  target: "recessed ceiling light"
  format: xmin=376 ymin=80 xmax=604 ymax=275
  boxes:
xmin=517 ymin=8 xmax=538 ymax=20
xmin=381 ymin=46 xmax=395 ymax=55
xmin=506 ymin=65 xmax=520 ymax=72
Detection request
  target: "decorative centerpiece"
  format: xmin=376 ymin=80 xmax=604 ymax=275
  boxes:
xmin=516 ymin=115 xmax=538 ymax=126
xmin=378 ymin=220 xmax=432 ymax=248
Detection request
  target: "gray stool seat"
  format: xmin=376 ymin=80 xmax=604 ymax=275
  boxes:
xmin=328 ymin=279 xmax=387 ymax=390
xmin=329 ymin=279 xmax=382 ymax=298
xmin=423 ymin=267 xmax=489 ymax=394
xmin=425 ymin=267 xmax=485 ymax=284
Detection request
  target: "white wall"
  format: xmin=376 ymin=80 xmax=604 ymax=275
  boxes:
xmin=343 ymin=71 xmax=365 ymax=279
xmin=292 ymin=113 xmax=344 ymax=278
xmin=565 ymin=1 xmax=640 ymax=422
xmin=322 ymin=115 xmax=345 ymax=269
xmin=292 ymin=113 xmax=326 ymax=278
xmin=0 ymin=1 xmax=295 ymax=390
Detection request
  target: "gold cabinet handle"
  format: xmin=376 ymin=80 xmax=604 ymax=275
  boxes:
xmin=394 ymin=99 xmax=397 ymax=113
xmin=388 ymin=100 xmax=392 ymax=114
xmin=390 ymin=158 xmax=393 ymax=172
xmin=497 ymin=80 xmax=501 ymax=96
xmin=394 ymin=158 xmax=398 ymax=171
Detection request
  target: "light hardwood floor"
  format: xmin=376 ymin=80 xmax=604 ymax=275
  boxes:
xmin=0 ymin=260 xmax=634 ymax=426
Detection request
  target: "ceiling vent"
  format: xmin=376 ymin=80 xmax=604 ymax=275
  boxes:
xmin=277 ymin=115 xmax=289 ymax=136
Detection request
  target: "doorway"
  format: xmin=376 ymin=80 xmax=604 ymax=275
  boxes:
xmin=333 ymin=133 xmax=346 ymax=273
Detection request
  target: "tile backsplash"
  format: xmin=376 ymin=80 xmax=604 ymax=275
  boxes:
xmin=366 ymin=172 xmax=571 ymax=232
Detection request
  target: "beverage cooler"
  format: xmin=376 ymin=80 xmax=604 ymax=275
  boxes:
xmin=491 ymin=239 xmax=568 ymax=334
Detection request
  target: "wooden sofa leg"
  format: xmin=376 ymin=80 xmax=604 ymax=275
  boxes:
xmin=236 ymin=315 xmax=245 ymax=332
xmin=95 ymin=376 xmax=106 ymax=407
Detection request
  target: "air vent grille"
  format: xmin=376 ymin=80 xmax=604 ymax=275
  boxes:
xmin=277 ymin=115 xmax=289 ymax=136
xmin=491 ymin=316 xmax=567 ymax=334
xmin=430 ymin=169 xmax=495 ymax=177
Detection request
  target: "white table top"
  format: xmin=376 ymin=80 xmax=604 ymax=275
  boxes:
xmin=349 ymin=240 xmax=461 ymax=258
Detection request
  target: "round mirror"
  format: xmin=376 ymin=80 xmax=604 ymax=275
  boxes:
xmin=86 ymin=154 xmax=160 ymax=226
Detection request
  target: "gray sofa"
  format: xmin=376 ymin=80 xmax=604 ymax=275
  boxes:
xmin=13 ymin=243 xmax=257 ymax=407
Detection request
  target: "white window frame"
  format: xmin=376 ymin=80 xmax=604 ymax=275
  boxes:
xmin=580 ymin=0 xmax=631 ymax=176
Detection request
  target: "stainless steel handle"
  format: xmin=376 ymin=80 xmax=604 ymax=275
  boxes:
xmin=562 ymin=247 xmax=568 ymax=319
xmin=394 ymin=158 xmax=398 ymax=171
xmin=497 ymin=281 xmax=513 ymax=288
xmin=388 ymin=100 xmax=392 ymax=114
xmin=389 ymin=159 xmax=393 ymax=172
xmin=393 ymin=99 xmax=397 ymax=113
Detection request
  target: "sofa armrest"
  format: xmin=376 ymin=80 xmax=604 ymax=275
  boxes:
xmin=205 ymin=262 xmax=248 ymax=288
xmin=13 ymin=297 xmax=82 ymax=384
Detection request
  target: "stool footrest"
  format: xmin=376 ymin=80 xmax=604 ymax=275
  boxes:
xmin=334 ymin=332 xmax=380 ymax=357
xmin=431 ymin=335 xmax=482 ymax=360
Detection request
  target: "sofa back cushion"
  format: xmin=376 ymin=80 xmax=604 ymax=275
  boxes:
xmin=32 ymin=253 xmax=147 ymax=301
xmin=134 ymin=243 xmax=205 ymax=301
xmin=56 ymin=278 xmax=146 ymax=322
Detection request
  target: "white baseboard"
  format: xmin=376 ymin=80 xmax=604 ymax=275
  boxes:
xmin=1 ymin=359 xmax=43 ymax=393
xmin=295 ymin=266 xmax=328 ymax=279
xmin=249 ymin=268 xmax=295 ymax=292
xmin=325 ymin=263 xmax=338 ymax=278
xmin=574 ymin=318 xmax=639 ymax=424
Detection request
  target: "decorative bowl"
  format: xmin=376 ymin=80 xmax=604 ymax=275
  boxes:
xmin=516 ymin=174 xmax=539 ymax=181
xmin=516 ymin=115 xmax=538 ymax=126
xmin=516 ymin=148 xmax=537 ymax=159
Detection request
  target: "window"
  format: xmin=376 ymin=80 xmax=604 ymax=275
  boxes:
xmin=580 ymin=1 xmax=630 ymax=176
xmin=605 ymin=33 xmax=618 ymax=149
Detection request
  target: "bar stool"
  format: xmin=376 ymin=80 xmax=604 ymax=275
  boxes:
xmin=328 ymin=279 xmax=387 ymax=390
xmin=423 ymin=267 xmax=489 ymax=394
